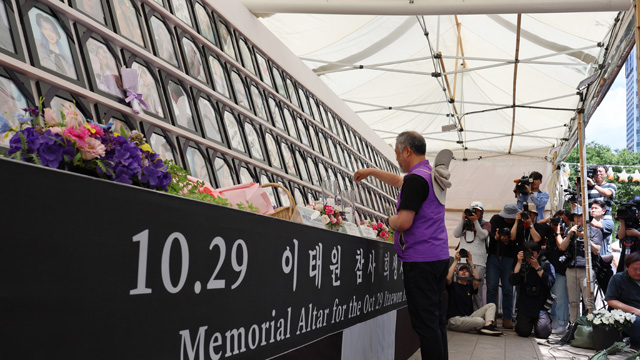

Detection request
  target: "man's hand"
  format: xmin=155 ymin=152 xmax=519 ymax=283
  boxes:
xmin=587 ymin=177 xmax=595 ymax=187
xmin=467 ymin=213 xmax=478 ymax=222
xmin=526 ymin=257 xmax=539 ymax=269
xmin=454 ymin=251 xmax=461 ymax=262
xmin=516 ymin=251 xmax=524 ymax=263
xmin=354 ymin=169 xmax=372 ymax=183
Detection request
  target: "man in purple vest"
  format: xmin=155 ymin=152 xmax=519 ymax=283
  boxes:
xmin=354 ymin=131 xmax=452 ymax=360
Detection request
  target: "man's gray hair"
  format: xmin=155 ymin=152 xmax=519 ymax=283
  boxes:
xmin=395 ymin=131 xmax=426 ymax=156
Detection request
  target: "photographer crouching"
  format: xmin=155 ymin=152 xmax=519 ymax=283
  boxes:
xmin=509 ymin=241 xmax=556 ymax=339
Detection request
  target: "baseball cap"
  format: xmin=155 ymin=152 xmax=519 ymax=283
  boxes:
xmin=470 ymin=201 xmax=484 ymax=211
xmin=573 ymin=206 xmax=583 ymax=215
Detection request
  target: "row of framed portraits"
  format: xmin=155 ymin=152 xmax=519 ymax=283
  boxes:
xmin=0 ymin=66 xmax=398 ymax=216
xmin=0 ymin=0 xmax=399 ymax=183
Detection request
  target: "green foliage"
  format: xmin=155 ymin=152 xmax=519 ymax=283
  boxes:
xmin=165 ymin=159 xmax=231 ymax=207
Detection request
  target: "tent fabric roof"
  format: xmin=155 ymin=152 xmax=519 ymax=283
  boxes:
xmin=254 ymin=10 xmax=628 ymax=162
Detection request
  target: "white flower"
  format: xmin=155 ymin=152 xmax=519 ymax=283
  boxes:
xmin=321 ymin=215 xmax=330 ymax=225
xmin=315 ymin=204 xmax=323 ymax=211
xmin=334 ymin=205 xmax=342 ymax=212
xmin=587 ymin=314 xmax=594 ymax=321
xmin=594 ymin=318 xmax=602 ymax=325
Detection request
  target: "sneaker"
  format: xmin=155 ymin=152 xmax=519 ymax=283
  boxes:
xmin=480 ymin=324 xmax=503 ymax=336
xmin=502 ymin=319 xmax=514 ymax=329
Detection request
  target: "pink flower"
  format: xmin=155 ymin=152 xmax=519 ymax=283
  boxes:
xmin=360 ymin=221 xmax=364 ymax=225
xmin=48 ymin=127 xmax=64 ymax=135
xmin=63 ymin=104 xmax=83 ymax=127
xmin=377 ymin=222 xmax=384 ymax=229
xmin=43 ymin=108 xmax=57 ymax=126
xmin=64 ymin=126 xmax=90 ymax=147
xmin=371 ymin=223 xmax=378 ymax=230
xmin=330 ymin=215 xmax=337 ymax=224
xmin=79 ymin=137 xmax=106 ymax=160
xmin=85 ymin=123 xmax=104 ymax=137
xmin=380 ymin=231 xmax=389 ymax=239
xmin=324 ymin=205 xmax=334 ymax=216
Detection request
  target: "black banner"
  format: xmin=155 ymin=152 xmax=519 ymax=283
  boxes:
xmin=0 ymin=159 xmax=406 ymax=360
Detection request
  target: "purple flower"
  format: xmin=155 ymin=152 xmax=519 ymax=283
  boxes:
xmin=8 ymin=128 xmax=40 ymax=161
xmin=37 ymin=131 xmax=66 ymax=168
xmin=21 ymin=107 xmax=39 ymax=118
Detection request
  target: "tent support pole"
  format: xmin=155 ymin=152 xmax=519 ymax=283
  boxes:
xmin=508 ymin=14 xmax=522 ymax=153
xmin=438 ymin=52 xmax=464 ymax=130
xmin=577 ymin=111 xmax=594 ymax=312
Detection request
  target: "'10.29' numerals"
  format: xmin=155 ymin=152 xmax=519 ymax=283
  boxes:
xmin=129 ymin=230 xmax=248 ymax=295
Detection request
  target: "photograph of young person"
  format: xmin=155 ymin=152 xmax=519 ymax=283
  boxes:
xmin=209 ymin=56 xmax=230 ymax=98
xmin=29 ymin=10 xmax=77 ymax=79
xmin=112 ymin=0 xmax=144 ymax=47
xmin=170 ymin=0 xmax=192 ymax=26
xmin=0 ymin=77 xmax=27 ymax=147
xmin=238 ymin=41 xmax=255 ymax=74
xmin=50 ymin=97 xmax=86 ymax=124
xmin=75 ymin=0 xmax=106 ymax=24
xmin=223 ymin=111 xmax=245 ymax=152
xmin=256 ymin=55 xmax=272 ymax=87
xmin=167 ymin=82 xmax=193 ymax=130
xmin=131 ymin=63 xmax=164 ymax=117
xmin=218 ymin=24 xmax=235 ymax=59
xmin=214 ymin=158 xmax=234 ymax=188
xmin=182 ymin=39 xmax=207 ymax=83
xmin=194 ymin=3 xmax=215 ymax=44
xmin=86 ymin=39 xmax=123 ymax=98
xmin=186 ymin=147 xmax=211 ymax=183
xmin=198 ymin=98 xmax=222 ymax=142
xmin=250 ymin=86 xmax=267 ymax=119
xmin=149 ymin=133 xmax=174 ymax=162
xmin=0 ymin=3 xmax=14 ymax=52
xmin=150 ymin=17 xmax=178 ymax=67
xmin=230 ymin=72 xmax=250 ymax=109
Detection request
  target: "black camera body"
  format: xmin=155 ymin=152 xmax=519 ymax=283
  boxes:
xmin=463 ymin=208 xmax=474 ymax=227
xmin=498 ymin=227 xmax=511 ymax=237
xmin=524 ymin=249 xmax=534 ymax=259
xmin=586 ymin=166 xmax=598 ymax=180
xmin=550 ymin=217 xmax=561 ymax=226
xmin=459 ymin=248 xmax=468 ymax=258
xmin=615 ymin=198 xmax=640 ymax=228
xmin=563 ymin=188 xmax=580 ymax=203
xmin=521 ymin=202 xmax=530 ymax=220
xmin=514 ymin=176 xmax=533 ymax=195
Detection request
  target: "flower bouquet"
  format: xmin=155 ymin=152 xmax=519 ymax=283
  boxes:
xmin=586 ymin=309 xmax=636 ymax=332
xmin=361 ymin=219 xmax=394 ymax=243
xmin=306 ymin=201 xmax=344 ymax=231
xmin=1 ymin=100 xmax=172 ymax=190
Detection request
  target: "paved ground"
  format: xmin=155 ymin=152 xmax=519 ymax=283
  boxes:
xmin=407 ymin=321 xmax=640 ymax=360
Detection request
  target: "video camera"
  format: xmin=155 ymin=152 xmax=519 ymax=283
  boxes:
xmin=563 ymin=188 xmax=580 ymax=204
xmin=615 ymin=196 xmax=640 ymax=228
xmin=576 ymin=166 xmax=598 ymax=190
xmin=513 ymin=175 xmax=533 ymax=196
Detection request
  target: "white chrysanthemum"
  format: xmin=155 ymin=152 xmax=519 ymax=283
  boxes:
xmin=321 ymin=215 xmax=330 ymax=225
xmin=594 ymin=318 xmax=602 ymax=325
xmin=587 ymin=314 xmax=594 ymax=321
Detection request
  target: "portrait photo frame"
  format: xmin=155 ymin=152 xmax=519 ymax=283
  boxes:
xmin=94 ymin=104 xmax=139 ymax=135
xmin=36 ymin=81 xmax=93 ymax=125
xmin=262 ymin=130 xmax=283 ymax=170
xmin=177 ymin=32 xmax=209 ymax=85
xmin=167 ymin=0 xmax=193 ymax=28
xmin=0 ymin=68 xmax=35 ymax=150
xmin=206 ymin=150 xmax=237 ymax=188
xmin=241 ymin=118 xmax=267 ymax=165
xmin=220 ymin=107 xmax=247 ymax=155
xmin=0 ymin=0 xmax=25 ymax=61
xmin=229 ymin=69 xmax=251 ymax=111
xmin=144 ymin=11 xmax=180 ymax=69
xmin=69 ymin=0 xmax=111 ymax=28
xmin=191 ymin=89 xmax=226 ymax=146
xmin=178 ymin=139 xmax=214 ymax=185
xmin=123 ymin=51 xmax=169 ymax=122
xmin=140 ymin=122 xmax=178 ymax=164
xmin=193 ymin=0 xmax=217 ymax=46
xmin=159 ymin=72 xmax=200 ymax=135
xmin=108 ymin=0 xmax=148 ymax=49
xmin=207 ymin=53 xmax=231 ymax=99
xmin=75 ymin=25 xmax=125 ymax=101
xmin=215 ymin=19 xmax=236 ymax=60
xmin=19 ymin=3 xmax=85 ymax=86
xmin=236 ymin=36 xmax=256 ymax=75
xmin=234 ymin=160 xmax=257 ymax=184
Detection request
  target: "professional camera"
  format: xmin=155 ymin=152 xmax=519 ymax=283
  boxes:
xmin=543 ymin=293 xmax=557 ymax=311
xmin=459 ymin=248 xmax=469 ymax=258
xmin=587 ymin=166 xmax=597 ymax=180
xmin=463 ymin=208 xmax=474 ymax=227
xmin=563 ymin=188 xmax=580 ymax=204
xmin=524 ymin=249 xmax=534 ymax=259
xmin=550 ymin=217 xmax=561 ymax=226
xmin=558 ymin=252 xmax=572 ymax=263
xmin=615 ymin=197 xmax=640 ymax=228
xmin=514 ymin=175 xmax=533 ymax=196
xmin=521 ymin=202 xmax=531 ymax=221
xmin=498 ymin=227 xmax=511 ymax=237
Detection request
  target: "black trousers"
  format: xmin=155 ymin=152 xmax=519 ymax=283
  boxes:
xmin=515 ymin=312 xmax=552 ymax=339
xmin=403 ymin=259 xmax=449 ymax=360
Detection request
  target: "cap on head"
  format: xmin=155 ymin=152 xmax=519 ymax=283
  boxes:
xmin=470 ymin=201 xmax=484 ymax=211
xmin=498 ymin=203 xmax=518 ymax=219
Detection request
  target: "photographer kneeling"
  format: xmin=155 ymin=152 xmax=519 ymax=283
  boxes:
xmin=446 ymin=250 xmax=503 ymax=336
xmin=509 ymin=241 xmax=556 ymax=339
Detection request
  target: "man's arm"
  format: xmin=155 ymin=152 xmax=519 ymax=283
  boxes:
xmin=389 ymin=210 xmax=415 ymax=231
xmin=593 ymin=183 xmax=614 ymax=198
xmin=447 ymin=254 xmax=459 ymax=285
xmin=530 ymin=192 xmax=549 ymax=210
xmin=607 ymin=300 xmax=640 ymax=316
xmin=354 ymin=168 xmax=403 ymax=188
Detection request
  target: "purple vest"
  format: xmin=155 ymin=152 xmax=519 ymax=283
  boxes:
xmin=395 ymin=160 xmax=449 ymax=262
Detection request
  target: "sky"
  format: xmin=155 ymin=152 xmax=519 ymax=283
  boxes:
xmin=585 ymin=64 xmax=627 ymax=151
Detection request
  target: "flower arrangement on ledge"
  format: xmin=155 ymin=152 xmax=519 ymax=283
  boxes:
xmin=2 ymin=100 xmax=172 ymax=191
xmin=361 ymin=219 xmax=394 ymax=243
xmin=586 ymin=308 xmax=636 ymax=332
xmin=306 ymin=201 xmax=344 ymax=231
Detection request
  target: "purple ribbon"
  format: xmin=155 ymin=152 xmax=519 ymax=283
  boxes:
xmin=125 ymin=91 xmax=149 ymax=110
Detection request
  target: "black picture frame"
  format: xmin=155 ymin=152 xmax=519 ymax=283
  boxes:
xmin=69 ymin=0 xmax=111 ymax=28
xmin=0 ymin=67 xmax=34 ymax=150
xmin=207 ymin=53 xmax=231 ymax=99
xmin=220 ymin=107 xmax=247 ymax=155
xmin=167 ymin=0 xmax=194 ymax=28
xmin=140 ymin=122 xmax=178 ymax=165
xmin=159 ymin=71 xmax=200 ymax=135
xmin=262 ymin=129 xmax=283 ymax=170
xmin=191 ymin=89 xmax=226 ymax=146
xmin=0 ymin=0 xmax=25 ymax=61
xmin=176 ymin=32 xmax=209 ymax=85
xmin=229 ymin=69 xmax=251 ymax=111
xmin=193 ymin=0 xmax=217 ymax=46
xmin=123 ymin=51 xmax=169 ymax=122
xmin=144 ymin=10 xmax=180 ymax=69
xmin=19 ymin=3 xmax=85 ymax=86
xmin=234 ymin=160 xmax=257 ymax=184
xmin=108 ymin=0 xmax=148 ymax=49
xmin=215 ymin=19 xmax=236 ymax=60
xmin=241 ymin=118 xmax=266 ymax=164
xmin=236 ymin=35 xmax=256 ymax=75
xmin=178 ymin=138 xmax=214 ymax=184
xmin=36 ymin=81 xmax=92 ymax=124
xmin=94 ymin=104 xmax=139 ymax=135
xmin=75 ymin=25 xmax=125 ymax=102
xmin=207 ymin=150 xmax=237 ymax=188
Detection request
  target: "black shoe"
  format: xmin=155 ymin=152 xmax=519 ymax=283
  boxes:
xmin=480 ymin=325 xmax=503 ymax=336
